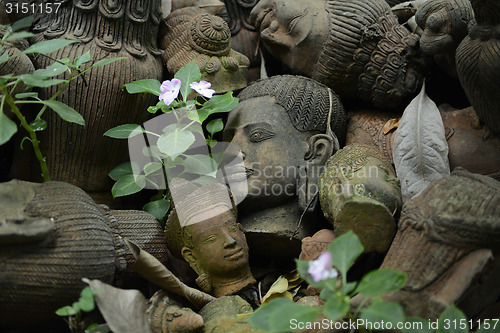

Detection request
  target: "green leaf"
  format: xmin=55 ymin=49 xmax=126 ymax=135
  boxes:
xmin=78 ymin=286 xmax=95 ymax=312
xmin=111 ymin=174 xmax=145 ymax=198
xmin=15 ymin=92 xmax=39 ymax=99
xmin=206 ymin=118 xmax=224 ymax=136
xmin=197 ymin=92 xmax=238 ymax=122
xmin=72 ymin=302 xmax=81 ymax=314
xmin=19 ymin=74 xmax=66 ymax=87
xmin=0 ymin=52 xmax=10 ymax=65
xmin=342 ymin=282 xmax=357 ymax=294
xmin=247 ymin=298 xmax=321 ymax=332
xmin=29 ymin=118 xmax=47 ymax=131
xmin=144 ymin=162 xmax=163 ymax=175
xmin=22 ymin=39 xmax=78 ymax=55
xmin=108 ymin=162 xmax=133 ymax=181
xmin=355 ymin=268 xmax=406 ymax=297
xmin=11 ymin=16 xmax=34 ymax=32
xmin=174 ymin=61 xmax=201 ymax=101
xmin=360 ymin=302 xmax=405 ymax=329
xmin=157 ymin=128 xmax=195 ymax=159
xmin=34 ymin=61 xmax=69 ymax=78
xmin=0 ymin=111 xmax=18 ymax=145
xmin=323 ymin=294 xmax=350 ymax=322
xmin=75 ymin=51 xmax=91 ymax=67
xmin=143 ymin=199 xmax=170 ymax=221
xmin=91 ymin=57 xmax=127 ymax=68
xmin=42 ymin=100 xmax=85 ymax=125
xmin=123 ymin=79 xmax=161 ymax=96
xmin=403 ymin=317 xmax=434 ymax=333
xmin=437 ymin=305 xmax=468 ymax=333
xmin=55 ymin=305 xmax=76 ymax=317
xmin=5 ymin=31 xmax=36 ymax=42
xmin=142 ymin=145 xmax=162 ymax=159
xmin=103 ymin=124 xmax=143 ymax=139
xmin=328 ymin=231 xmax=364 ymax=282
xmin=182 ymin=154 xmax=218 ymax=176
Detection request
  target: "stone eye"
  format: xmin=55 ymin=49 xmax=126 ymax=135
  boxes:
xmin=229 ymin=223 xmax=238 ymax=232
xmin=205 ymin=235 xmax=217 ymax=243
xmin=249 ymin=129 xmax=275 ymax=142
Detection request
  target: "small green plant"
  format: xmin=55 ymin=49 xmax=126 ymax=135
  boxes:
xmin=104 ymin=61 xmax=238 ymax=221
xmin=0 ymin=16 xmax=125 ymax=181
xmin=55 ymin=286 xmax=101 ymax=333
xmin=248 ymin=232 xmax=490 ymax=333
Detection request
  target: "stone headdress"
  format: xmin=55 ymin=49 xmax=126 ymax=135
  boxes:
xmin=169 ymin=178 xmax=235 ymax=229
xmin=325 ymin=144 xmax=395 ymax=177
xmin=312 ymin=0 xmax=425 ymax=108
xmin=237 ymin=75 xmax=348 ymax=145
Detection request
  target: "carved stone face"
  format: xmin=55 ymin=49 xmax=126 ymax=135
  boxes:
xmin=320 ymin=153 xmax=401 ymax=221
xmin=183 ymin=210 xmax=250 ymax=278
xmin=249 ymin=0 xmax=328 ymax=77
xmin=223 ymin=96 xmax=310 ymax=208
xmin=348 ymin=157 xmax=401 ymax=212
xmin=319 ymin=144 xmax=402 ymax=252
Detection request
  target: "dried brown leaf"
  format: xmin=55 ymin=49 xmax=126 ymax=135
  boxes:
xmin=125 ymin=239 xmax=215 ymax=309
xmin=82 ymin=278 xmax=153 ymax=333
xmin=383 ymin=118 xmax=401 ymax=134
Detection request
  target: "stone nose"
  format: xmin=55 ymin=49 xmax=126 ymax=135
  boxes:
xmin=222 ymin=230 xmax=237 ymax=248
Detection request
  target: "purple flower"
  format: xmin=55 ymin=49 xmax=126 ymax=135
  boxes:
xmin=308 ymin=252 xmax=338 ymax=282
xmin=190 ymin=80 xmax=215 ymax=98
xmin=159 ymin=78 xmax=181 ymax=106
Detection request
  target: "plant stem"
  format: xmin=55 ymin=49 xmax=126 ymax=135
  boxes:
xmin=35 ymin=68 xmax=75 ymax=120
xmin=2 ymin=89 xmax=51 ymax=181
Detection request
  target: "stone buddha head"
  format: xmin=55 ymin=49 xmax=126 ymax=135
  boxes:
xmin=249 ymin=0 xmax=426 ymax=108
xmin=223 ymin=75 xmax=347 ymax=259
xmin=319 ymin=144 xmax=402 ymax=252
xmin=172 ymin=179 xmax=256 ymax=297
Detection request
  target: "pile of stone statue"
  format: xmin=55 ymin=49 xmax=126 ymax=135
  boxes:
xmin=1 ymin=0 xmax=499 ymax=332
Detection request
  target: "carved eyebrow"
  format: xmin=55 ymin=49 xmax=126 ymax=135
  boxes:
xmin=243 ymin=122 xmax=273 ymax=134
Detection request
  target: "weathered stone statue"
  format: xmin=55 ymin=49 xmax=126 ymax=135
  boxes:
xmin=170 ymin=179 xmax=256 ymax=297
xmin=380 ymin=168 xmax=500 ymax=320
xmin=319 ymin=144 xmax=402 ymax=253
xmin=456 ymin=0 xmax=500 ymax=135
xmin=415 ymin=0 xmax=473 ymax=77
xmin=248 ymin=0 xmax=427 ymax=108
xmin=0 ymin=180 xmax=168 ymax=329
xmin=223 ymin=75 xmax=347 ymax=259
xmin=11 ymin=0 xmax=164 ymax=202
xmin=217 ymin=0 xmax=261 ymax=81
xmin=161 ymin=7 xmax=250 ymax=93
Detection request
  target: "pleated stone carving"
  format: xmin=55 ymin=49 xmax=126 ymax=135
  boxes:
xmin=14 ymin=0 xmax=164 ymax=197
xmin=0 ymin=180 xmax=168 ymax=329
xmin=380 ymin=168 xmax=500 ymax=319
xmin=456 ymin=0 xmax=500 ymax=134
xmin=249 ymin=0 xmax=428 ymax=108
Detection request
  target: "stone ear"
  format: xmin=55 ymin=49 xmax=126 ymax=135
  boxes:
xmin=304 ymin=134 xmax=334 ymax=165
xmin=181 ymin=246 xmax=200 ymax=274
xmin=298 ymin=134 xmax=334 ymax=212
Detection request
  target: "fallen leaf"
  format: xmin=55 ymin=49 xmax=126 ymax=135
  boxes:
xmin=261 ymin=272 xmax=304 ymax=306
xmin=393 ymin=82 xmax=450 ymax=201
xmin=383 ymin=118 xmax=400 ymax=134
xmin=125 ymin=239 xmax=215 ymax=309
xmin=82 ymin=278 xmax=153 ymax=333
